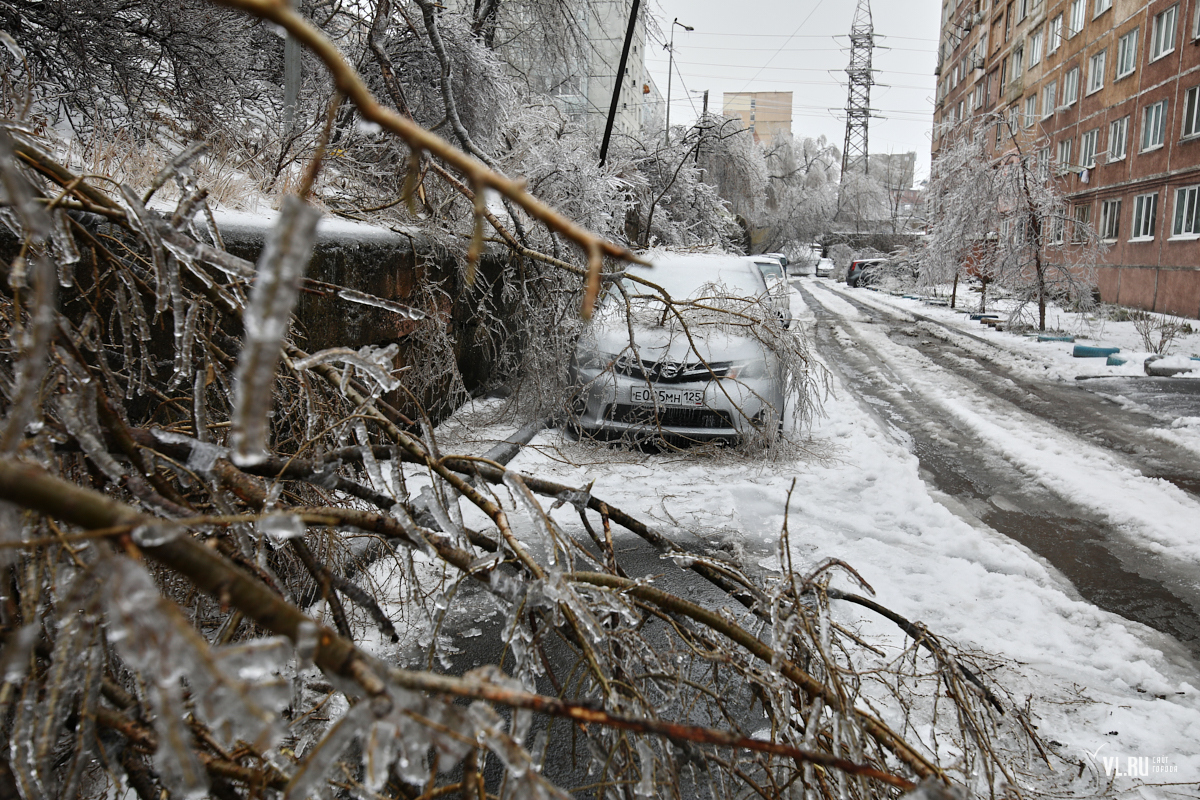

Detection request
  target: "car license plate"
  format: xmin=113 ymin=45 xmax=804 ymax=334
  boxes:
xmin=630 ymin=387 xmax=703 ymax=406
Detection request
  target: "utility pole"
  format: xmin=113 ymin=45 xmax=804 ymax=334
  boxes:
xmin=695 ymin=89 xmax=708 ymax=163
xmin=664 ymin=18 xmax=693 ymax=147
xmin=840 ymin=0 xmax=875 ymax=178
xmin=283 ymin=34 xmax=302 ymax=131
xmin=599 ymin=0 xmax=640 ymax=166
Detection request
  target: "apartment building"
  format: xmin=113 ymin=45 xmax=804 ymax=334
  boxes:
xmin=933 ymin=0 xmax=1200 ymax=318
xmin=722 ymin=92 xmax=794 ymax=148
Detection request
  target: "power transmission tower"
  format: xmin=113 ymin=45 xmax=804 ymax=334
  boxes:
xmin=841 ymin=0 xmax=874 ymax=178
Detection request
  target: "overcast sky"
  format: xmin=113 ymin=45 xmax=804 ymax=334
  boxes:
xmin=642 ymin=0 xmax=942 ymax=183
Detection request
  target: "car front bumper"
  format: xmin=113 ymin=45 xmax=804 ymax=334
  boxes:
xmin=569 ymin=366 xmax=781 ymax=444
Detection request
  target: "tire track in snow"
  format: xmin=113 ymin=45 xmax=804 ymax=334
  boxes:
xmin=807 ymin=281 xmax=1200 ymax=557
xmin=800 ymin=279 xmax=1200 ymax=656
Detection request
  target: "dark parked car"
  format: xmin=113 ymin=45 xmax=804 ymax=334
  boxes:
xmin=846 ymin=258 xmax=886 ymax=288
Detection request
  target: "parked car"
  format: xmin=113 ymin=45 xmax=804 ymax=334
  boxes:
xmin=788 ymin=257 xmax=816 ymax=277
xmin=569 ymin=254 xmax=786 ymax=445
xmin=814 ymin=257 xmax=835 ymax=278
xmin=846 ymin=257 xmax=887 ymax=288
xmin=761 ymin=252 xmax=790 ymax=269
xmin=748 ymin=257 xmax=794 ymax=328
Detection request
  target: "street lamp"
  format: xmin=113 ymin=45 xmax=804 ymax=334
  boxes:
xmin=664 ymin=17 xmax=693 ymax=147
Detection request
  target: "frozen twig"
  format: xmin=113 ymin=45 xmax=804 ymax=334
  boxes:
xmin=213 ymin=0 xmax=644 ymax=317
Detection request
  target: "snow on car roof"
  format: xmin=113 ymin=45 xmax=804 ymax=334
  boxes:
xmin=624 ymin=254 xmax=767 ymax=298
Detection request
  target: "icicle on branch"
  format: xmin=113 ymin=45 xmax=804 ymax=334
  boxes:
xmin=229 ymin=195 xmax=320 ymax=465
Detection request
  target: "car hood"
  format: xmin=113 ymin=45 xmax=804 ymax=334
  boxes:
xmin=580 ymin=318 xmax=768 ymax=364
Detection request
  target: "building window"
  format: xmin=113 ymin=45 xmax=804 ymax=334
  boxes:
xmin=1051 ymin=212 xmax=1066 ymax=244
xmin=1062 ymin=67 xmax=1080 ymax=106
xmin=1025 ymin=95 xmax=1037 ymax=126
xmin=1151 ymin=4 xmax=1178 ymax=61
xmin=1081 ymin=128 xmax=1099 ymax=166
xmin=974 ymin=83 xmax=985 ymax=109
xmin=1094 ymin=0 xmax=1112 ymax=16
xmin=1132 ymin=193 xmax=1158 ymax=239
xmin=1011 ymin=46 xmax=1024 ymax=81
xmin=1182 ymin=86 xmax=1200 ymax=138
xmin=1019 ymin=0 xmax=1030 ymax=21
xmin=1116 ymin=29 xmax=1138 ymax=78
xmin=1109 ymin=115 xmax=1129 ymax=160
xmin=1038 ymin=145 xmax=1051 ymax=180
xmin=1141 ymin=100 xmax=1167 ymax=150
xmin=1100 ymin=199 xmax=1121 ymax=240
xmin=1087 ymin=50 xmax=1106 ymax=94
xmin=1042 ymin=81 xmax=1056 ymax=118
xmin=1058 ymin=138 xmax=1073 ymax=170
xmin=1049 ymin=15 xmax=1064 ymax=52
xmin=1073 ymin=203 xmax=1092 ymax=241
xmin=1029 ymin=30 xmax=1043 ymax=66
xmin=1069 ymin=0 xmax=1086 ymax=36
xmin=1008 ymin=104 xmax=1020 ymax=134
xmin=1173 ymin=185 xmax=1200 ymax=236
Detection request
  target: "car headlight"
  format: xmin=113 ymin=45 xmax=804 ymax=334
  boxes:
xmin=725 ymin=359 xmax=768 ymax=380
xmin=577 ymin=350 xmax=620 ymax=370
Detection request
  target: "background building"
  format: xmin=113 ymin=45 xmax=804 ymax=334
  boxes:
xmin=454 ymin=0 xmax=663 ymax=138
xmin=933 ymin=0 xmax=1200 ymax=319
xmin=722 ymin=91 xmax=794 ymax=148
xmin=869 ymin=152 xmax=917 ymax=190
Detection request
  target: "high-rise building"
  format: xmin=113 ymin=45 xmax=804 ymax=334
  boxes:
xmin=722 ymin=92 xmax=793 ymax=148
xmin=933 ymin=0 xmax=1200 ymax=318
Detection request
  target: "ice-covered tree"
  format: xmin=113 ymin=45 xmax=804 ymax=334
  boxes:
xmin=757 ymin=134 xmax=841 ymax=252
xmin=0 ymin=4 xmax=1062 ymax=798
xmin=924 ymin=114 xmax=1100 ymax=329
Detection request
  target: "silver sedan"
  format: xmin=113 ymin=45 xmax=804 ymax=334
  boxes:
xmin=569 ymin=254 xmax=786 ymax=446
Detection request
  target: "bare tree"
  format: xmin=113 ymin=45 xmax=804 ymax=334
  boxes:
xmin=924 ymin=114 xmax=1100 ymax=329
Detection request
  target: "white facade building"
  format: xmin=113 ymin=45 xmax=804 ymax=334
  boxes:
xmin=446 ymin=0 xmax=662 ymax=138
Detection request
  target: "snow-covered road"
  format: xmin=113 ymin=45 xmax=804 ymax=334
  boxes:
xmin=800 ymin=279 xmax=1200 ymax=637
xmin=422 ymin=277 xmax=1200 ymax=796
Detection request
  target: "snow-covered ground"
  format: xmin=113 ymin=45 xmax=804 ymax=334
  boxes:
xmin=830 ymin=281 xmax=1200 ymax=383
xmin=402 ymin=280 xmax=1200 ymax=798
xmin=816 ymin=280 xmax=1200 ymax=463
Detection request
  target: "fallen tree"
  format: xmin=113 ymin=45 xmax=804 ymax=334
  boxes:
xmin=0 ymin=4 xmax=1066 ymax=799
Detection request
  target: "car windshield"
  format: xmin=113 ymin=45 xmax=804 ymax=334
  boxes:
xmin=753 ymin=261 xmax=784 ymax=283
xmin=618 ymin=262 xmax=766 ymax=301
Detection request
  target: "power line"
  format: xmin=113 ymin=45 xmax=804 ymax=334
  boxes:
xmin=653 ymin=74 xmax=934 ymax=91
xmin=680 ymin=31 xmax=937 ymax=42
xmin=664 ymin=44 xmax=935 ymax=53
xmin=734 ymin=0 xmax=830 ymax=94
xmin=646 ymin=58 xmax=935 ymax=78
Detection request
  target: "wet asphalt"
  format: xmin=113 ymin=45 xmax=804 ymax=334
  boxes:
xmin=797 ymin=278 xmax=1200 ymax=665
